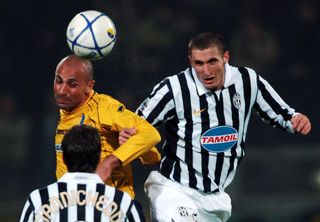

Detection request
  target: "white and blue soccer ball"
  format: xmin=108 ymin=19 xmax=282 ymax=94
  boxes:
xmin=66 ymin=10 xmax=116 ymax=61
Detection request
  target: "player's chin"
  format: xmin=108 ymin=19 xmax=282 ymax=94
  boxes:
xmin=57 ymin=102 xmax=72 ymax=111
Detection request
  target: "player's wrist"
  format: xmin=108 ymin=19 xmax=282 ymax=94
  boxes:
xmin=107 ymin=154 xmax=122 ymax=170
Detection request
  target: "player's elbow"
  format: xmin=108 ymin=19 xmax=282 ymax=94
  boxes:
xmin=150 ymin=127 xmax=161 ymax=147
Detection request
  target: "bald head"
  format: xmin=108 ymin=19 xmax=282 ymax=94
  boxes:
xmin=56 ymin=55 xmax=94 ymax=82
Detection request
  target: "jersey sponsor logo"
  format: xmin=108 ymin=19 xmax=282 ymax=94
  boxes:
xmin=200 ymin=126 xmax=238 ymax=153
xmin=232 ymin=92 xmax=241 ymax=109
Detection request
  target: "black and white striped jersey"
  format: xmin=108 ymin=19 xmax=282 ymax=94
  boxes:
xmin=19 ymin=173 xmax=145 ymax=222
xmin=137 ymin=64 xmax=295 ymax=193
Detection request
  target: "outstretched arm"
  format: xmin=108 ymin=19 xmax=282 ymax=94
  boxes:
xmin=291 ymin=113 xmax=311 ymax=135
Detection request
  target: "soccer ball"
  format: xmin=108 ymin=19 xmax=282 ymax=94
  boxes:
xmin=66 ymin=10 xmax=116 ymax=61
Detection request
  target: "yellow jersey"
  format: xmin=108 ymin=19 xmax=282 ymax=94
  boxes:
xmin=55 ymin=91 xmax=161 ymax=198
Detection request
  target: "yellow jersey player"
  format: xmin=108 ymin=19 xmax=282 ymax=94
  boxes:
xmin=53 ymin=55 xmax=161 ymax=198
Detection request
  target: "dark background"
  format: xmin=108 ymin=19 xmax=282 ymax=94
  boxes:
xmin=0 ymin=0 xmax=319 ymax=221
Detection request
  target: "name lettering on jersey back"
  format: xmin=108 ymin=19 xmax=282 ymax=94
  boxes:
xmin=34 ymin=190 xmax=124 ymax=222
xmin=200 ymin=126 xmax=238 ymax=153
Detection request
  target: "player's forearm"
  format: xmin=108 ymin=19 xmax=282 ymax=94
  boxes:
xmin=113 ymin=121 xmax=161 ymax=166
xmin=96 ymin=154 xmax=121 ymax=181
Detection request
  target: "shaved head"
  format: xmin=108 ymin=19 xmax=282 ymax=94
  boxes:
xmin=56 ymin=55 xmax=94 ymax=82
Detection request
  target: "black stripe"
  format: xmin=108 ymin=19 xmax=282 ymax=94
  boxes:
xmin=154 ymin=108 xmax=176 ymax=128
xmin=257 ymin=76 xmax=292 ymax=120
xmin=127 ymin=200 xmax=146 ymax=222
xmin=199 ymin=94 xmax=211 ymax=192
xmin=146 ymin=80 xmax=173 ymax=125
xmin=238 ymin=68 xmax=252 ymax=126
xmin=161 ymin=117 xmax=179 ymax=178
xmin=126 ymin=201 xmax=134 ymax=221
xmin=225 ymin=85 xmax=240 ymax=182
xmin=253 ymin=102 xmax=290 ymax=131
xmin=178 ymin=73 xmax=196 ymax=186
xmin=212 ymin=92 xmax=225 ymax=186
xmin=39 ymin=187 xmax=49 ymax=205
xmin=22 ymin=197 xmax=35 ymax=222
xmin=94 ymin=184 xmax=105 ymax=221
xmin=38 ymin=187 xmax=50 ymax=220
xmin=77 ymin=184 xmax=86 ymax=221
xmin=113 ymin=189 xmax=124 ymax=221
xmin=58 ymin=183 xmax=68 ymax=222
xmin=160 ymin=80 xmax=179 ymax=179
xmin=238 ymin=67 xmax=252 ymax=157
xmin=149 ymin=78 xmax=170 ymax=98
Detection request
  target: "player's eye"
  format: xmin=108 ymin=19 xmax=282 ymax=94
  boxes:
xmin=55 ymin=76 xmax=63 ymax=84
xmin=194 ymin=60 xmax=204 ymax=66
xmin=208 ymin=58 xmax=218 ymax=65
xmin=69 ymin=82 xmax=78 ymax=88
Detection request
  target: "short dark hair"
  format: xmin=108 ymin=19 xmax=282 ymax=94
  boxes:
xmin=188 ymin=32 xmax=227 ymax=55
xmin=62 ymin=125 xmax=101 ymax=173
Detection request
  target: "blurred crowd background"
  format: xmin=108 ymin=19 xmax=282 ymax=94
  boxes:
xmin=0 ymin=0 xmax=319 ymax=221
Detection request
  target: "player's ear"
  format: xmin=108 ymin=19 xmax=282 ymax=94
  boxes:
xmin=223 ymin=50 xmax=229 ymax=63
xmin=87 ymin=80 xmax=95 ymax=93
xmin=188 ymin=55 xmax=193 ymax=66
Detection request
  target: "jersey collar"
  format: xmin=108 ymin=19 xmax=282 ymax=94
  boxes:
xmin=58 ymin=172 xmax=104 ymax=184
xmin=60 ymin=90 xmax=95 ymax=115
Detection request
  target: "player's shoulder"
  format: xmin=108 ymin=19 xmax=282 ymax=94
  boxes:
xmin=228 ymin=64 xmax=257 ymax=75
xmin=103 ymin=184 xmax=134 ymax=203
xmin=229 ymin=65 xmax=260 ymax=84
xmin=93 ymin=92 xmax=125 ymax=112
xmin=28 ymin=182 xmax=59 ymax=201
xmin=162 ymin=67 xmax=190 ymax=84
xmin=92 ymin=91 xmax=118 ymax=103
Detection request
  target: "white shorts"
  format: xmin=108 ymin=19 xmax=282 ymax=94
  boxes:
xmin=144 ymin=171 xmax=232 ymax=222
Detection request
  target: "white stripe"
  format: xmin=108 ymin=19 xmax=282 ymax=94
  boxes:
xmin=208 ymin=155 xmax=219 ymax=191
xmin=130 ymin=204 xmax=142 ymax=222
xmin=19 ymin=200 xmax=31 ymax=222
xmin=223 ymin=158 xmax=239 ymax=189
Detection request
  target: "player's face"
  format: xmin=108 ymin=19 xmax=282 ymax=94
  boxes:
xmin=189 ymin=46 xmax=229 ymax=91
xmin=53 ymin=62 xmax=94 ymax=112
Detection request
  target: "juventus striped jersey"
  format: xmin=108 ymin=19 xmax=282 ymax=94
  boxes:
xmin=19 ymin=173 xmax=145 ymax=222
xmin=137 ymin=64 xmax=296 ymax=193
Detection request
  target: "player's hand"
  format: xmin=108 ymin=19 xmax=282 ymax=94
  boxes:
xmin=119 ymin=127 xmax=136 ymax=145
xmin=291 ymin=113 xmax=311 ymax=135
xmin=96 ymin=154 xmax=121 ymax=181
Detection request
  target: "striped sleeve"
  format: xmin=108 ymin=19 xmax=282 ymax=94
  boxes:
xmin=19 ymin=197 xmax=35 ymax=222
xmin=136 ymin=77 xmax=176 ymax=126
xmin=253 ymin=73 xmax=295 ymax=132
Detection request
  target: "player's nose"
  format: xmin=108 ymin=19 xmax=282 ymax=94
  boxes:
xmin=203 ymin=64 xmax=210 ymax=74
xmin=58 ymin=84 xmax=68 ymax=95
